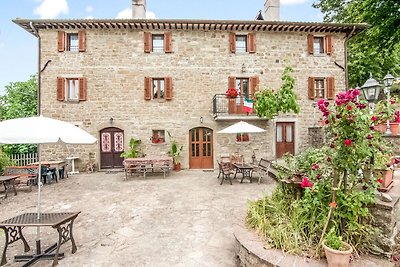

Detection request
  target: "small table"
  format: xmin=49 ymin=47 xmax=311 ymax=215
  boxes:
xmin=0 ymin=211 xmax=80 ymax=267
xmin=66 ymin=156 xmax=79 ymax=175
xmin=233 ymin=163 xmax=254 ymax=183
xmin=0 ymin=175 xmax=19 ymax=198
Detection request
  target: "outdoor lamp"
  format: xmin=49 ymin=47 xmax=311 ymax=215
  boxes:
xmin=361 ymin=75 xmax=381 ymax=103
xmin=383 ymin=73 xmax=395 ymax=89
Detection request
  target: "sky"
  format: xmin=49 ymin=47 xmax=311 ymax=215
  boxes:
xmin=0 ymin=0 xmax=323 ymax=95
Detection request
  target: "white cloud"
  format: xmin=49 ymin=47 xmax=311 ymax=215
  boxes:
xmin=86 ymin=5 xmax=93 ymax=13
xmin=34 ymin=0 xmax=69 ymax=19
xmin=281 ymin=0 xmax=307 ymax=5
xmin=85 ymin=16 xmax=94 ymax=19
xmin=116 ymin=7 xmax=156 ymax=19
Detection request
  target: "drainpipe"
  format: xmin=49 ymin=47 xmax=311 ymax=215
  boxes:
xmin=344 ymin=26 xmax=356 ymax=89
xmin=29 ymin=22 xmax=40 ymax=116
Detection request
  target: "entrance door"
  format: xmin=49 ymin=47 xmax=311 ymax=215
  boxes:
xmin=276 ymin=122 xmax=295 ymax=159
xmin=100 ymin=127 xmax=124 ymax=169
xmin=189 ymin=127 xmax=213 ymax=169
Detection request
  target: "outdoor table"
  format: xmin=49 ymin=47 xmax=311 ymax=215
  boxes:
xmin=123 ymin=156 xmax=173 ymax=179
xmin=29 ymin=161 xmax=66 ymax=182
xmin=0 ymin=175 xmax=19 ymax=198
xmin=0 ymin=211 xmax=80 ymax=267
xmin=66 ymin=156 xmax=79 ymax=175
xmin=232 ymin=163 xmax=254 ymax=183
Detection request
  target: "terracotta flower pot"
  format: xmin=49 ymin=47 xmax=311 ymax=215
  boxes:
xmin=390 ymin=122 xmax=399 ymax=135
xmin=322 ymin=240 xmax=352 ymax=267
xmin=173 ymin=162 xmax=181 ymax=171
xmin=374 ymin=168 xmax=394 ymax=190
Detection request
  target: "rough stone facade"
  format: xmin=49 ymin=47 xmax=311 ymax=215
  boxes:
xmin=36 ymin=23 xmax=348 ymax=171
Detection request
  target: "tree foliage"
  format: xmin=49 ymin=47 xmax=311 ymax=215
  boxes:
xmin=0 ymin=75 xmax=38 ymax=154
xmin=313 ymin=0 xmax=400 ymax=87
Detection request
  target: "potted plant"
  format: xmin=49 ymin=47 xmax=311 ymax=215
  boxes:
xmin=225 ymin=88 xmax=238 ymax=98
xmin=167 ymin=131 xmax=183 ymax=171
xmin=120 ymin=138 xmax=143 ymax=158
xmin=322 ymin=227 xmax=353 ymax=267
xmin=373 ymin=151 xmax=394 ymax=191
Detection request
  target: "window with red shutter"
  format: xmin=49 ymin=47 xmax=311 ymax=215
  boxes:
xmin=78 ymin=31 xmax=86 ymax=52
xmin=57 ymin=77 xmax=65 ymax=101
xmin=144 ymin=77 xmax=152 ymax=100
xmin=164 ymin=77 xmax=173 ymax=100
xmin=228 ymin=76 xmax=236 ymax=89
xmin=229 ymin=32 xmax=236 ymax=53
xmin=307 ymin=34 xmax=314 ymax=55
xmin=144 ymin=32 xmax=152 ymax=53
xmin=58 ymin=31 xmax=65 ymax=52
xmin=247 ymin=33 xmax=256 ymax=53
xmin=250 ymin=76 xmax=259 ymax=98
xmin=308 ymin=77 xmax=315 ymax=99
xmin=79 ymin=77 xmax=87 ymax=101
xmin=325 ymin=35 xmax=333 ymax=55
xmin=327 ymin=77 xmax=335 ymax=99
xmin=164 ymin=32 xmax=172 ymax=53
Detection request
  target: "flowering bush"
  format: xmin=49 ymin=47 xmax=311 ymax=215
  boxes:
xmin=373 ymin=97 xmax=399 ymax=124
xmin=225 ymin=88 xmax=238 ymax=98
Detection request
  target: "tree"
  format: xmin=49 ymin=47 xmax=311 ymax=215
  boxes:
xmin=0 ymin=75 xmax=38 ymax=154
xmin=313 ymin=0 xmax=400 ymax=87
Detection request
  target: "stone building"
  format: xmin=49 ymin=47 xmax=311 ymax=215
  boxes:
xmin=13 ymin=1 xmax=367 ymax=171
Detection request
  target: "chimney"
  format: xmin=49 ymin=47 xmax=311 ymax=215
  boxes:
xmin=264 ymin=0 xmax=280 ymax=21
xmin=132 ymin=0 xmax=146 ymax=19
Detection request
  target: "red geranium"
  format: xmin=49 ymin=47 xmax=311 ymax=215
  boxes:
xmin=344 ymin=139 xmax=352 ymax=146
xmin=301 ymin=177 xmax=313 ymax=189
xmin=226 ymin=88 xmax=238 ymax=98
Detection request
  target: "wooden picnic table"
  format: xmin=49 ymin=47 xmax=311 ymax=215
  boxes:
xmin=0 ymin=211 xmax=80 ymax=266
xmin=123 ymin=156 xmax=173 ymax=179
xmin=0 ymin=175 xmax=19 ymax=198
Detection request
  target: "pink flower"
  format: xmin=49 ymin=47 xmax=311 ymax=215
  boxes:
xmin=301 ymin=177 xmax=313 ymax=189
xmin=367 ymin=134 xmax=373 ymax=140
xmin=311 ymin=163 xmax=319 ymax=170
xmin=344 ymin=139 xmax=352 ymax=146
xmin=371 ymin=116 xmax=377 ymax=122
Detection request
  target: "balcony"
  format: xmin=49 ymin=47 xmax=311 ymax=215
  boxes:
xmin=212 ymin=94 xmax=266 ymax=121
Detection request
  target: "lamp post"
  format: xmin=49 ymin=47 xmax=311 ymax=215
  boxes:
xmin=360 ymin=74 xmax=381 ymax=114
xmin=383 ymin=73 xmax=395 ymax=135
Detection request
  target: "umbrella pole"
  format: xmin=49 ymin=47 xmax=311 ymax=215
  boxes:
xmin=36 ymin=144 xmax=42 ymax=254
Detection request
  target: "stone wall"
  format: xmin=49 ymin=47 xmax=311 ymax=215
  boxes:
xmin=38 ymin=28 xmax=347 ymax=170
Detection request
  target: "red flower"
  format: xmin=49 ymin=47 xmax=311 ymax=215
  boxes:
xmin=301 ymin=177 xmax=313 ymax=189
xmin=377 ymin=179 xmax=383 ymax=184
xmin=344 ymin=139 xmax=352 ymax=146
xmin=347 ymin=105 xmax=352 ymax=111
xmin=324 ymin=119 xmax=329 ymax=125
xmin=327 ymin=156 xmax=332 ymax=162
xmin=311 ymin=163 xmax=319 ymax=170
xmin=367 ymin=134 xmax=373 ymax=140
xmin=225 ymin=88 xmax=238 ymax=98
xmin=371 ymin=116 xmax=377 ymax=122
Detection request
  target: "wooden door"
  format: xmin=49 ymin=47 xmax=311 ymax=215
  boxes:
xmin=276 ymin=122 xmax=295 ymax=159
xmin=189 ymin=127 xmax=213 ymax=169
xmin=100 ymin=127 xmax=124 ymax=169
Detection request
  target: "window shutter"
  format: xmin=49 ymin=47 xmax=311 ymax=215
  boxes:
xmin=57 ymin=31 xmax=65 ymax=52
xmin=250 ymin=76 xmax=259 ymax=98
xmin=78 ymin=77 xmax=87 ymax=101
xmin=164 ymin=32 xmax=172 ymax=53
xmin=307 ymin=34 xmax=314 ymax=55
xmin=144 ymin=77 xmax=152 ymax=100
xmin=78 ymin=31 xmax=86 ymax=52
xmin=247 ymin=33 xmax=256 ymax=53
xmin=229 ymin=32 xmax=236 ymax=53
xmin=228 ymin=76 xmax=236 ymax=89
xmin=57 ymin=77 xmax=65 ymax=101
xmin=308 ymin=77 xmax=315 ymax=100
xmin=144 ymin=32 xmax=152 ymax=53
xmin=327 ymin=77 xmax=335 ymax=100
xmin=325 ymin=35 xmax=333 ymax=55
xmin=165 ymin=77 xmax=173 ymax=100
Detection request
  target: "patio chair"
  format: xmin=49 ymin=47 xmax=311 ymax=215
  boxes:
xmin=218 ymin=161 xmax=234 ymax=185
xmin=41 ymin=166 xmax=56 ymax=184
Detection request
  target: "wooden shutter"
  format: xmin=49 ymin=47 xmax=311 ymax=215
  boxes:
xmin=250 ymin=76 xmax=259 ymax=98
xmin=325 ymin=35 xmax=333 ymax=55
xmin=327 ymin=77 xmax=335 ymax=100
xmin=78 ymin=77 xmax=87 ymax=101
xmin=57 ymin=77 xmax=65 ymax=101
xmin=144 ymin=77 xmax=152 ymax=100
xmin=165 ymin=77 xmax=173 ymax=100
xmin=229 ymin=32 xmax=236 ymax=53
xmin=58 ymin=31 xmax=65 ymax=52
xmin=247 ymin=33 xmax=256 ymax=53
xmin=308 ymin=77 xmax=315 ymax=100
xmin=228 ymin=76 xmax=236 ymax=89
xmin=78 ymin=31 xmax=86 ymax=52
xmin=307 ymin=34 xmax=314 ymax=55
xmin=164 ymin=32 xmax=172 ymax=53
xmin=144 ymin=32 xmax=152 ymax=53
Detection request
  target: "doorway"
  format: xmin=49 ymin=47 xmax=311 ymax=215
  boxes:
xmin=189 ymin=127 xmax=213 ymax=169
xmin=100 ymin=127 xmax=124 ymax=169
xmin=276 ymin=122 xmax=295 ymax=159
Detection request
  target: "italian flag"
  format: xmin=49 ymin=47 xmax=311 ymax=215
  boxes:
xmin=243 ymin=97 xmax=254 ymax=113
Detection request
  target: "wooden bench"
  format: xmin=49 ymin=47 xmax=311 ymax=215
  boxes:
xmin=124 ymin=162 xmax=172 ymax=180
xmin=253 ymin=158 xmax=273 ymax=184
xmin=3 ymin=166 xmax=38 ymax=191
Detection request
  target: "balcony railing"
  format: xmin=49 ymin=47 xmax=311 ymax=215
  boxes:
xmin=212 ymin=94 xmax=264 ymax=120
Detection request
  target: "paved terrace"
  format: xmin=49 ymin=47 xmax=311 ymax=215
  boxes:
xmin=0 ymin=170 xmax=394 ymax=266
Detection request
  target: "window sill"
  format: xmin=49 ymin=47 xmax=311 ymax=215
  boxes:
xmin=151 ymin=142 xmax=166 ymax=146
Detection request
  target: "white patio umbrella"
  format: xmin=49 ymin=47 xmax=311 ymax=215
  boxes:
xmin=0 ymin=115 xmax=96 ymax=252
xmin=217 ymin=121 xmax=266 ymax=163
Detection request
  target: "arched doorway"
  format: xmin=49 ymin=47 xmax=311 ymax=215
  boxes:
xmin=189 ymin=127 xmax=213 ymax=169
xmin=100 ymin=127 xmax=124 ymax=169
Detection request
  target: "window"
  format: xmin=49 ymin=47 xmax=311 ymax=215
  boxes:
xmin=229 ymin=32 xmax=256 ymax=53
xmin=144 ymin=77 xmax=173 ymax=100
xmin=153 ymin=79 xmax=165 ymax=99
xmin=308 ymin=77 xmax=335 ymax=100
xmin=57 ymin=77 xmax=87 ymax=102
xmin=152 ymin=130 xmax=165 ymax=144
xmin=144 ymin=32 xmax=172 ymax=53
xmin=58 ymin=31 xmax=86 ymax=52
xmin=152 ymin=35 xmax=164 ymax=52
xmin=307 ymin=34 xmax=333 ymax=55
xmin=236 ymin=78 xmax=249 ymax=98
xmin=236 ymin=35 xmax=247 ymax=53
xmin=236 ymin=133 xmax=249 ymax=142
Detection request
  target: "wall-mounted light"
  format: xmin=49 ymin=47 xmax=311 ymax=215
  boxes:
xmin=200 ymin=116 xmax=203 ymax=124
xmin=241 ymin=63 xmax=246 ymax=73
xmin=109 ymin=117 xmax=114 ymax=124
